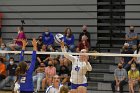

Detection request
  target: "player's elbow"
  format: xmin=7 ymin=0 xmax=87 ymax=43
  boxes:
xmin=87 ymin=67 xmax=92 ymax=71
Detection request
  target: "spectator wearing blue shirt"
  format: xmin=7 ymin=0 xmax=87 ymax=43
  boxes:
xmin=42 ymin=27 xmax=54 ymax=50
xmin=15 ymin=39 xmax=37 ymax=93
xmin=63 ymin=27 xmax=75 ymax=52
xmin=125 ymin=25 xmax=138 ymax=49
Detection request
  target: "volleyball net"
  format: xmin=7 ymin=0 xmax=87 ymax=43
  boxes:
xmin=0 ymin=50 xmax=138 ymax=64
xmin=0 ymin=50 xmax=139 ymax=57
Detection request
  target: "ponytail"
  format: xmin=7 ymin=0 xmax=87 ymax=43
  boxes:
xmin=15 ymin=62 xmax=28 ymax=76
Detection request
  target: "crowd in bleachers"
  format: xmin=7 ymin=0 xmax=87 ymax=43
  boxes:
xmin=0 ymin=25 xmax=91 ymax=93
xmin=0 ymin=25 xmax=140 ymax=93
xmin=111 ymin=25 xmax=140 ymax=93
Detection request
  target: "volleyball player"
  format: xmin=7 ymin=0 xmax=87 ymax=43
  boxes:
xmin=13 ymin=39 xmax=27 ymax=93
xmin=15 ymin=39 xmax=37 ymax=93
xmin=45 ymin=75 xmax=63 ymax=93
xmin=60 ymin=41 xmax=92 ymax=91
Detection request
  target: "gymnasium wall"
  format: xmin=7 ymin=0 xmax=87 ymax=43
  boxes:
xmin=126 ymin=0 xmax=140 ymax=36
xmin=0 ymin=0 xmax=97 ymax=48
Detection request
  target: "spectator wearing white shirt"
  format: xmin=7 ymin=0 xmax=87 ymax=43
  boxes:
xmin=134 ymin=44 xmax=140 ymax=71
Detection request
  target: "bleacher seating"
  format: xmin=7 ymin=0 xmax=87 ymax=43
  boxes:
xmin=1 ymin=0 xmax=140 ymax=93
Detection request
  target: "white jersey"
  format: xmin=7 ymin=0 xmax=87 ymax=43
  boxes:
xmin=45 ymin=84 xmax=63 ymax=93
xmin=62 ymin=47 xmax=92 ymax=84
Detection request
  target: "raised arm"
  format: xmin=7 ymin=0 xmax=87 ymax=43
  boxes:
xmin=19 ymin=40 xmax=28 ymax=61
xmin=85 ymin=62 xmax=92 ymax=71
xmin=28 ymin=38 xmax=37 ymax=73
xmin=60 ymin=41 xmax=75 ymax=62
xmin=84 ymin=56 xmax=92 ymax=71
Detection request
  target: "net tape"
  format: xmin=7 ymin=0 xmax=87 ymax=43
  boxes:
xmin=0 ymin=51 xmax=139 ymax=57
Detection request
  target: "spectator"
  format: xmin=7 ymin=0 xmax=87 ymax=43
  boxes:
xmin=42 ymin=60 xmax=56 ymax=91
xmin=60 ymin=57 xmax=71 ymax=67
xmin=8 ymin=27 xmax=26 ymax=51
xmin=33 ymin=62 xmax=45 ymax=92
xmin=37 ymin=36 xmax=43 ymax=51
xmin=49 ymin=46 xmax=59 ymax=66
xmin=63 ymin=27 xmax=75 ymax=52
xmin=128 ymin=64 xmax=139 ymax=93
xmin=138 ymin=77 xmax=140 ymax=93
xmin=59 ymin=65 xmax=70 ymax=85
xmin=42 ymin=27 xmax=54 ymax=50
xmin=125 ymin=25 xmax=138 ymax=49
xmin=0 ymin=43 xmax=10 ymax=64
xmin=0 ymin=58 xmax=6 ymax=81
xmin=121 ymin=43 xmax=134 ymax=71
xmin=45 ymin=75 xmax=63 ymax=93
xmin=79 ymin=25 xmax=90 ymax=45
xmin=111 ymin=63 xmax=127 ymax=93
xmin=36 ymin=44 xmax=50 ymax=68
xmin=76 ymin=35 xmax=90 ymax=52
xmin=0 ymin=57 xmax=17 ymax=89
xmin=134 ymin=43 xmax=140 ymax=71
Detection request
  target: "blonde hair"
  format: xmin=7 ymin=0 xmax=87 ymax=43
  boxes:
xmin=60 ymin=85 xmax=69 ymax=93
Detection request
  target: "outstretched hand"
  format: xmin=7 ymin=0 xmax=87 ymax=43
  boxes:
xmin=60 ymin=41 xmax=65 ymax=48
xmin=32 ymin=38 xmax=37 ymax=51
xmin=21 ymin=39 xmax=28 ymax=47
xmin=21 ymin=39 xmax=28 ymax=50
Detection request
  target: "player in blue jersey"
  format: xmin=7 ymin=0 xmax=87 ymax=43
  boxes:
xmin=15 ymin=39 xmax=37 ymax=93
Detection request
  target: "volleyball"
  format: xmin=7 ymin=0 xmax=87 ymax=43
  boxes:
xmin=54 ymin=33 xmax=64 ymax=44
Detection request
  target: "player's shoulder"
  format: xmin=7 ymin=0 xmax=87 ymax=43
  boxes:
xmin=45 ymin=85 xmax=54 ymax=93
xmin=73 ymin=55 xmax=79 ymax=60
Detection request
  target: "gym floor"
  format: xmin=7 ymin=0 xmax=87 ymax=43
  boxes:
xmin=0 ymin=91 xmax=11 ymax=93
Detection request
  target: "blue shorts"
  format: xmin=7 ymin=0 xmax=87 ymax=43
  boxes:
xmin=71 ymin=83 xmax=88 ymax=89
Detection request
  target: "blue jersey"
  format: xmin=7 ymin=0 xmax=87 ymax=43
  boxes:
xmin=19 ymin=50 xmax=24 ymax=62
xmin=19 ymin=50 xmax=36 ymax=91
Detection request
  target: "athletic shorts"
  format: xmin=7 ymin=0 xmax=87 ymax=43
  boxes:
xmin=20 ymin=91 xmax=34 ymax=93
xmin=71 ymin=82 xmax=88 ymax=89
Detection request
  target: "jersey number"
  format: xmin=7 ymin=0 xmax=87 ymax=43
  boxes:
xmin=75 ymin=66 xmax=80 ymax=72
xmin=20 ymin=77 xmax=26 ymax=83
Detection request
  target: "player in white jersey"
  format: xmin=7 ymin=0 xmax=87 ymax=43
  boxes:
xmin=45 ymin=75 xmax=63 ymax=93
xmin=60 ymin=41 xmax=92 ymax=90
